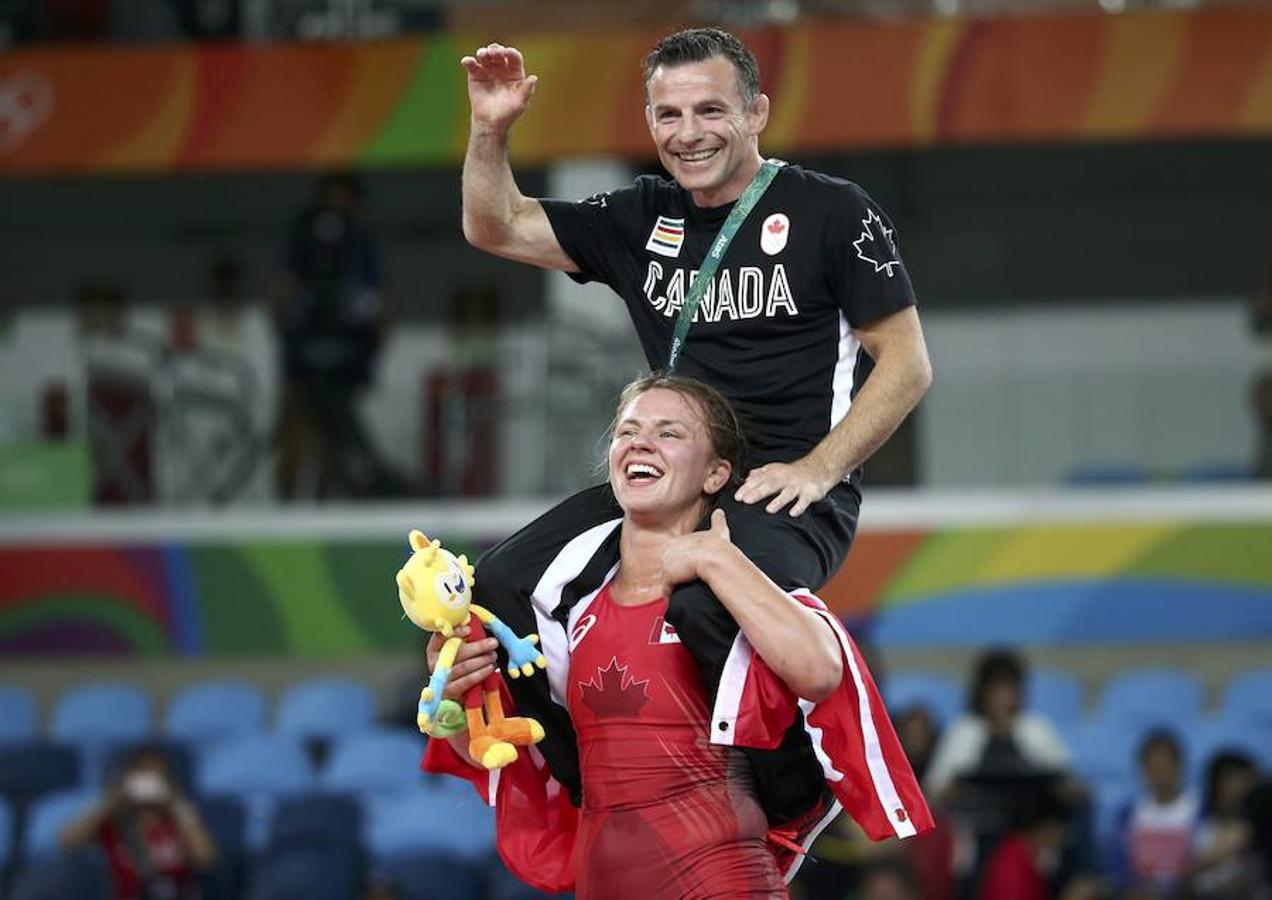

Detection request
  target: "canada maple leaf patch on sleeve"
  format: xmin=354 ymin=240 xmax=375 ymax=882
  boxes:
xmin=853 ymin=208 xmax=902 ymax=277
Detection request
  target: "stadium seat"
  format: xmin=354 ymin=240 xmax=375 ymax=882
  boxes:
xmin=381 ymin=852 xmax=482 ymax=900
xmin=197 ymin=735 xmax=315 ymax=851
xmin=1184 ymin=716 xmax=1272 ymax=781
xmin=0 ymin=743 xmax=80 ymax=805
xmin=9 ymin=851 xmax=108 ymax=900
xmin=0 ymin=685 xmax=38 ymax=744
xmin=163 ymin=680 xmax=267 ymax=744
xmin=883 ymin=671 xmax=963 ymax=726
xmin=1095 ymin=667 xmax=1203 ymax=735
xmin=364 ymin=781 xmax=495 ymax=865
xmin=267 ymin=793 xmax=362 ymax=853
xmin=1068 ymin=718 xmax=1136 ymax=786
xmin=276 ymin=677 xmax=376 ymax=742
xmin=199 ymin=794 xmax=248 ymax=900
xmin=22 ymin=788 xmax=98 ymax=860
xmin=1026 ymin=669 xmax=1084 ymax=731
xmin=322 ymin=728 xmax=427 ymax=798
xmin=49 ymin=682 xmax=152 ymax=746
xmin=246 ymin=846 xmax=361 ymax=900
xmin=1218 ymin=667 xmax=1272 ymax=731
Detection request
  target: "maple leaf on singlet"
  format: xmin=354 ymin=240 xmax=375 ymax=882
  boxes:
xmin=579 ymin=656 xmax=651 ymax=718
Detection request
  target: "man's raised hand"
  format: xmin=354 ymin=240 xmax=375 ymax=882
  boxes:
xmin=461 ymin=43 xmax=538 ymax=134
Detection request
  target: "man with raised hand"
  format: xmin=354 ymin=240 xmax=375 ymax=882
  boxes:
xmin=453 ymin=28 xmax=932 ymax=842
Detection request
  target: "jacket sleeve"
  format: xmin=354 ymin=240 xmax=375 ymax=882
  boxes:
xmin=710 ymin=590 xmax=935 ymax=841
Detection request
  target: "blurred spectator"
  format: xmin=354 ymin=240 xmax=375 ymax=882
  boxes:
xmin=925 ymin=648 xmax=1072 ymax=802
xmin=1238 ymin=778 xmax=1272 ymax=895
xmin=1191 ymin=750 xmax=1262 ymax=897
xmin=895 ymin=705 xmax=939 ymax=784
xmin=1112 ymin=729 xmax=1200 ymax=897
xmin=273 ymin=171 xmax=398 ymax=500
xmin=61 ymin=744 xmax=216 ymax=900
xmin=977 ymin=785 xmax=1103 ymax=900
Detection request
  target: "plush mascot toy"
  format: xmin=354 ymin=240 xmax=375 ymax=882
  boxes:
xmin=396 ymin=529 xmax=547 ymax=769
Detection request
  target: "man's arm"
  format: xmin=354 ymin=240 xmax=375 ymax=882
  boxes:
xmin=735 ymin=305 xmax=932 ymax=515
xmin=460 ymin=44 xmax=578 ymax=272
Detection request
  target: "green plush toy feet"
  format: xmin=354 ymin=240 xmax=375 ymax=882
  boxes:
xmin=428 ymin=699 xmax=467 ymax=738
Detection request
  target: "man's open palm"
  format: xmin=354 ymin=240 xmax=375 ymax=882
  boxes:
xmin=461 ymin=44 xmax=538 ymax=132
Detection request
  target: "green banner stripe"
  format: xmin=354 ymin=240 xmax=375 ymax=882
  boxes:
xmin=363 ymin=35 xmax=463 ymax=166
xmin=241 ymin=543 xmax=372 ymax=654
xmin=0 ymin=595 xmax=171 ymax=654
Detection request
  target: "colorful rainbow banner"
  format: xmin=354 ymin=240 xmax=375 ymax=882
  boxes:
xmin=2 ymin=521 xmax=1269 ymax=656
xmin=1 ymin=8 xmax=1270 ymax=176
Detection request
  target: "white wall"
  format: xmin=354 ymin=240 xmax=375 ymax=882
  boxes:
xmin=919 ymin=299 xmax=1268 ymax=486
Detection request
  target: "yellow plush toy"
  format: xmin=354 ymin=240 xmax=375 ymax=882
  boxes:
xmin=396 ymin=529 xmax=547 ymax=770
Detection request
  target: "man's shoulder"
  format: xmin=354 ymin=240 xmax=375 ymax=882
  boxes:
xmin=777 ymin=164 xmax=870 ymax=207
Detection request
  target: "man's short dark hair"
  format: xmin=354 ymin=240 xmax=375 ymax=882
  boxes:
xmin=642 ymin=28 xmax=761 ymax=104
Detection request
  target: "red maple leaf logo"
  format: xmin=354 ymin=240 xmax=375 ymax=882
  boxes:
xmin=767 ymin=219 xmax=786 ymax=234
xmin=579 ymin=657 xmax=650 ymax=718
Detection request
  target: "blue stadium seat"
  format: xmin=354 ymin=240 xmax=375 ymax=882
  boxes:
xmin=246 ymin=846 xmax=361 ymax=900
xmin=883 ymin=671 xmax=963 ymax=726
xmin=1068 ymin=718 xmax=1137 ymax=786
xmin=1026 ymin=669 xmax=1084 ymax=731
xmin=322 ymin=728 xmax=427 ymax=798
xmin=49 ymin=682 xmax=152 ymax=783
xmin=49 ymin=682 xmax=152 ymax=746
xmin=276 ymin=677 xmax=376 ymax=742
xmin=22 ymin=788 xmax=98 ymax=860
xmin=1185 ymin=716 xmax=1272 ymax=781
xmin=1095 ymin=668 xmax=1203 ymax=736
xmin=0 ymin=743 xmax=80 ymax=805
xmin=0 ymin=685 xmax=38 ymax=745
xmin=267 ymin=793 xmax=362 ymax=853
xmin=199 ymin=794 xmax=248 ymax=900
xmin=164 ymin=680 xmax=267 ymax=744
xmin=364 ymin=781 xmax=495 ymax=865
xmin=197 ymin=735 xmax=315 ymax=851
xmin=9 ymin=851 xmax=108 ymax=900
xmin=1218 ymin=667 xmax=1272 ymax=731
xmin=381 ymin=852 xmax=482 ymax=900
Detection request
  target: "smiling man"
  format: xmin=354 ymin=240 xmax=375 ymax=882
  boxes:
xmin=453 ymin=27 xmax=932 ymax=855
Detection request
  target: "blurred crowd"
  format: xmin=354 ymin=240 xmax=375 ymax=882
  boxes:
xmin=799 ymin=648 xmax=1272 ymax=900
xmin=5 ymin=650 xmax=1271 ymax=899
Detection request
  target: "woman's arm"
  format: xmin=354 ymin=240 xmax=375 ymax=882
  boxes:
xmin=666 ymin=510 xmax=843 ymax=701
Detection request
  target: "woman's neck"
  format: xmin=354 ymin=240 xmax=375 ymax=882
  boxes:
xmin=612 ymin=504 xmax=704 ymax=605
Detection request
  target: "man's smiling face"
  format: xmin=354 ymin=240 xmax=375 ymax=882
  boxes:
xmin=645 ymin=55 xmax=769 ymax=209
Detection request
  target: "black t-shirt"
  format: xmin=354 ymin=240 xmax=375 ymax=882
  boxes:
xmin=541 ymin=164 xmax=917 ymax=478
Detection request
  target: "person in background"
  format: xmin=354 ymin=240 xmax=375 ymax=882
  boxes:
xmin=895 ymin=704 xmax=940 ymax=784
xmin=925 ymin=648 xmax=1072 ymax=803
xmin=273 ymin=171 xmax=395 ymax=500
xmin=1113 ymin=729 xmax=1201 ymax=897
xmin=61 ymin=745 xmax=216 ymax=900
xmin=977 ymin=785 xmax=1103 ymax=900
xmin=1190 ymin=750 xmax=1262 ymax=898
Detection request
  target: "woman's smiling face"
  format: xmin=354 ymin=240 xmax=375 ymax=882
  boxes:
xmin=608 ymin=387 xmax=731 ymax=520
